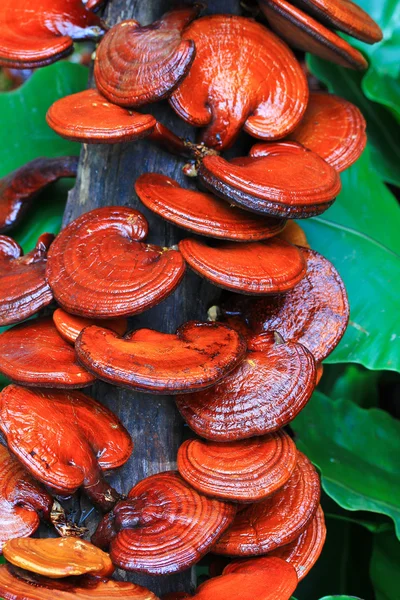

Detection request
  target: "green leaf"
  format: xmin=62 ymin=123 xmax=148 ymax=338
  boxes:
xmin=319 ymin=364 xmax=380 ymax=409
xmin=370 ymin=531 xmax=400 ymax=600
xmin=292 ymin=392 xmax=400 ymax=538
xmin=318 ymin=597 xmax=363 ymax=600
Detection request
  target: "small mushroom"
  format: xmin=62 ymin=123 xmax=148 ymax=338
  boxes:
xmin=0 ymin=384 xmax=132 ymax=511
xmin=46 ymin=206 xmax=185 ymax=318
xmin=198 ymin=142 xmax=341 ymax=218
xmin=213 ymin=452 xmax=320 ymax=556
xmin=75 ymin=321 xmax=246 ymax=394
xmin=135 ymin=174 xmax=286 ymax=241
xmin=92 ymin=471 xmax=236 ymax=575
xmin=221 ymin=248 xmax=349 ymax=362
xmin=46 ymin=89 xmax=157 ymax=144
xmin=0 ymin=157 xmax=78 ymax=233
xmin=277 ymin=221 xmax=309 ymax=247
xmin=0 ymin=318 xmax=95 ymax=387
xmin=170 ymin=15 xmax=308 ymax=150
xmin=177 ymin=430 xmax=297 ymax=502
xmin=0 ymin=0 xmax=104 ymax=68
xmin=0 ymin=234 xmax=54 ymax=326
xmin=0 ymin=444 xmax=52 ymax=552
xmin=3 ymin=537 xmax=114 ymax=578
xmin=179 ymin=237 xmax=307 ymax=294
xmin=258 ymin=0 xmax=368 ymax=70
xmin=176 ymin=331 xmax=316 ymax=441
xmin=94 ymin=5 xmax=202 ymax=107
xmin=53 ymin=308 xmax=128 ymax=345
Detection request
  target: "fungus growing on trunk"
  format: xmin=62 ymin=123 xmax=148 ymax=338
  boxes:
xmin=53 ymin=308 xmax=128 ymax=344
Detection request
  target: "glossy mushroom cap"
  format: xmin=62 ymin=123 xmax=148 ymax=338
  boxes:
xmin=222 ymin=248 xmax=349 ymax=362
xmin=3 ymin=538 xmax=114 ymax=578
xmin=94 ymin=6 xmax=201 ymax=107
xmin=47 ymin=89 xmax=157 ymax=144
xmin=179 ymin=238 xmax=306 ymax=294
xmin=135 ymin=174 xmax=286 ymax=241
xmin=92 ymin=471 xmax=236 ymax=575
xmin=277 ymin=221 xmax=309 ymax=247
xmin=177 ymin=431 xmax=297 ymax=502
xmin=198 ymin=142 xmax=341 ymax=218
xmin=53 ymin=308 xmax=128 ymax=344
xmin=170 ymin=15 xmax=308 ymax=150
xmin=0 ymin=384 xmax=133 ymax=510
xmin=0 ymin=318 xmax=95 ymax=387
xmin=46 ymin=206 xmax=185 ymax=318
xmin=0 ymin=445 xmax=52 ymax=552
xmin=0 ymin=0 xmax=104 ymax=68
xmin=76 ymin=321 xmax=246 ymax=394
xmin=213 ymin=452 xmax=320 ymax=556
xmin=0 ymin=157 xmax=78 ymax=233
xmin=176 ymin=330 xmax=316 ymax=441
xmin=0 ymin=234 xmax=54 ymax=326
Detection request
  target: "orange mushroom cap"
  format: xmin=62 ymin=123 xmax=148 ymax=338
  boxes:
xmin=92 ymin=471 xmax=236 ymax=575
xmin=213 ymin=451 xmax=320 ymax=556
xmin=177 ymin=430 xmax=297 ymax=502
xmin=135 ymin=173 xmax=286 ymax=241
xmin=0 ymin=384 xmax=132 ymax=510
xmin=46 ymin=206 xmax=185 ymax=318
xmin=0 ymin=234 xmax=54 ymax=326
xmin=0 ymin=445 xmax=52 ymax=553
xmin=53 ymin=308 xmax=128 ymax=345
xmin=0 ymin=157 xmax=78 ymax=233
xmin=0 ymin=0 xmax=104 ymax=69
xmin=179 ymin=237 xmax=307 ymax=294
xmin=75 ymin=321 xmax=247 ymax=394
xmin=94 ymin=6 xmax=202 ymax=107
xmin=277 ymin=221 xmax=309 ymax=248
xmin=0 ymin=318 xmax=95 ymax=388
xmin=198 ymin=142 xmax=341 ymax=218
xmin=258 ymin=0 xmax=368 ymax=70
xmin=170 ymin=15 xmax=308 ymax=150
xmin=176 ymin=330 xmax=316 ymax=441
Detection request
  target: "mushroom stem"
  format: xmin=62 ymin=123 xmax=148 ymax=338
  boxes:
xmin=84 ymin=475 xmax=121 ymax=513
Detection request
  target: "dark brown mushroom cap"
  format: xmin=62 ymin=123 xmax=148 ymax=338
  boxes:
xmin=94 ymin=6 xmax=201 ymax=107
xmin=46 ymin=89 xmax=157 ymax=144
xmin=46 ymin=206 xmax=185 ymax=318
xmin=179 ymin=238 xmax=307 ymax=294
xmin=0 ymin=157 xmax=78 ymax=233
xmin=53 ymin=308 xmax=128 ymax=344
xmin=0 ymin=444 xmax=52 ymax=552
xmin=92 ymin=471 xmax=236 ymax=575
xmin=213 ymin=452 xmax=320 ymax=556
xmin=0 ymin=234 xmax=54 ymax=326
xmin=222 ymin=248 xmax=349 ymax=362
xmin=0 ymin=318 xmax=95 ymax=388
xmin=0 ymin=0 xmax=104 ymax=69
xmin=198 ymin=142 xmax=341 ymax=218
xmin=75 ymin=321 xmax=247 ymax=394
xmin=177 ymin=431 xmax=297 ymax=502
xmin=176 ymin=331 xmax=316 ymax=441
xmin=0 ymin=384 xmax=132 ymax=510
xmin=170 ymin=15 xmax=308 ymax=150
xmin=258 ymin=0 xmax=368 ymax=70
xmin=135 ymin=174 xmax=286 ymax=241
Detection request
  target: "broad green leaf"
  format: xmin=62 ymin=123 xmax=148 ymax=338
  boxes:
xmin=325 ymin=512 xmax=392 ymax=534
xmin=319 ymin=364 xmax=380 ymax=409
xmin=292 ymin=392 xmax=400 ymax=538
xmin=370 ymin=531 xmax=400 ymax=600
xmin=319 ymin=597 xmax=363 ymax=600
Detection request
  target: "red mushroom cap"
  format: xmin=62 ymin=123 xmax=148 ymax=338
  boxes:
xmin=94 ymin=6 xmax=201 ymax=107
xmin=0 ymin=233 xmax=54 ymax=326
xmin=75 ymin=321 xmax=247 ymax=394
xmin=135 ymin=174 xmax=286 ymax=241
xmin=92 ymin=471 xmax=236 ymax=575
xmin=198 ymin=142 xmax=341 ymax=218
xmin=176 ymin=331 xmax=316 ymax=441
xmin=0 ymin=444 xmax=52 ymax=552
xmin=53 ymin=308 xmax=128 ymax=344
xmin=213 ymin=451 xmax=320 ymax=556
xmin=0 ymin=157 xmax=78 ymax=233
xmin=258 ymin=0 xmax=368 ymax=70
xmin=177 ymin=431 xmax=297 ymax=502
xmin=0 ymin=0 xmax=104 ymax=69
xmin=170 ymin=15 xmax=308 ymax=150
xmin=0 ymin=385 xmax=132 ymax=510
xmin=0 ymin=318 xmax=95 ymax=388
xmin=46 ymin=206 xmax=185 ymax=318
xmin=46 ymin=89 xmax=157 ymax=144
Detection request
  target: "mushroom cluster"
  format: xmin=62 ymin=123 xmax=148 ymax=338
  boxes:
xmin=0 ymin=0 xmax=379 ymax=598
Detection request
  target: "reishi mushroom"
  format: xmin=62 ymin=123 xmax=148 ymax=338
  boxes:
xmin=53 ymin=308 xmax=128 ymax=344
xmin=277 ymin=221 xmax=309 ymax=247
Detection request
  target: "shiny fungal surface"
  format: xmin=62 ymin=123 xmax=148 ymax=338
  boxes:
xmin=53 ymin=308 xmax=128 ymax=344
